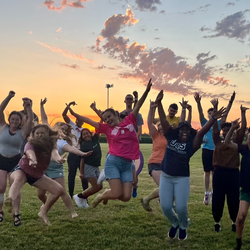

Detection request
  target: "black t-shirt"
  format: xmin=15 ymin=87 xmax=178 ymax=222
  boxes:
xmin=80 ymin=134 xmax=102 ymax=167
xmin=239 ymin=144 xmax=250 ymax=193
xmin=161 ymin=128 xmax=195 ymax=177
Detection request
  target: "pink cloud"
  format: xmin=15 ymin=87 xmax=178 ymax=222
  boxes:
xmin=56 ymin=27 xmax=62 ymax=32
xmin=38 ymin=42 xmax=94 ymax=64
xmin=60 ymin=63 xmax=80 ymax=69
xmin=43 ymin=0 xmax=88 ymax=11
xmin=29 ymin=31 xmax=33 ymax=34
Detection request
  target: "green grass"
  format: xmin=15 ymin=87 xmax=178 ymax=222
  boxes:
xmin=1 ymin=143 xmax=249 ymax=250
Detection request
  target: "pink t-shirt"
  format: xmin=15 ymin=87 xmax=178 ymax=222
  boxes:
xmin=98 ymin=112 xmax=139 ymax=160
xmin=19 ymin=142 xmax=51 ymax=179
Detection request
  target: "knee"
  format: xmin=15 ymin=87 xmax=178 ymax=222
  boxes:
xmin=120 ymin=194 xmax=131 ymax=202
xmin=37 ymin=190 xmax=46 ymax=200
xmin=237 ymin=214 xmax=246 ymax=225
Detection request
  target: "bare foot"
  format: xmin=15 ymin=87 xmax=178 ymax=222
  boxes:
xmin=40 ymin=204 xmax=44 ymax=211
xmin=141 ymin=197 xmax=153 ymax=212
xmin=38 ymin=211 xmax=51 ymax=226
xmin=71 ymin=212 xmax=78 ymax=219
xmin=4 ymin=197 xmax=12 ymax=213
xmin=92 ymin=194 xmax=102 ymax=208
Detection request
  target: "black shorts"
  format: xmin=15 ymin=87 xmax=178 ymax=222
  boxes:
xmin=0 ymin=154 xmax=21 ymax=173
xmin=202 ymin=149 xmax=214 ymax=172
xmin=12 ymin=166 xmax=40 ymax=185
xmin=148 ymin=163 xmax=161 ymax=176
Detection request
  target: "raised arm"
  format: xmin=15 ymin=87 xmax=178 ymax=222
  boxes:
xmin=40 ymin=98 xmax=49 ymax=125
xmin=133 ymin=91 xmax=138 ymax=109
xmin=132 ymin=79 xmax=152 ymax=117
xmin=147 ymin=101 xmax=158 ymax=137
xmin=68 ymin=107 xmax=99 ymax=130
xmin=155 ymin=90 xmax=171 ymax=135
xmin=0 ymin=91 xmax=15 ymax=127
xmin=193 ymin=107 xmax=226 ymax=152
xmin=179 ymin=98 xmax=187 ymax=123
xmin=62 ymin=101 xmax=77 ymax=124
xmin=186 ymin=104 xmax=192 ymax=124
xmin=220 ymin=91 xmax=235 ymax=126
xmin=21 ymin=98 xmax=34 ymax=138
xmin=90 ymin=101 xmax=104 ymax=121
xmin=235 ymin=105 xmax=248 ymax=146
xmin=194 ymin=92 xmax=205 ymax=123
xmin=224 ymin=118 xmax=240 ymax=145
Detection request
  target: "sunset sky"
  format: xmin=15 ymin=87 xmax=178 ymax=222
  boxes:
xmin=1 ymin=0 xmax=250 ymax=132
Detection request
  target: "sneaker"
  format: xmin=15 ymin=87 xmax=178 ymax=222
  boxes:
xmin=179 ymin=228 xmax=187 ymax=240
xmin=132 ymin=188 xmax=137 ymax=198
xmin=203 ymin=193 xmax=209 ymax=205
xmin=168 ymin=226 xmax=179 ymax=239
xmin=73 ymin=194 xmax=89 ymax=208
xmin=97 ymin=169 xmax=106 ymax=185
xmin=214 ymin=223 xmax=221 ymax=232
xmin=235 ymin=238 xmax=242 ymax=250
xmin=232 ymin=223 xmax=236 ymax=232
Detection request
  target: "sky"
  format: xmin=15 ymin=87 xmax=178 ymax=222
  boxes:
xmin=1 ymin=0 xmax=250 ymax=131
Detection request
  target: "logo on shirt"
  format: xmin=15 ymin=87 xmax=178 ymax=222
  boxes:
xmin=168 ymin=139 xmax=187 ymax=154
xmin=111 ymin=124 xmax=134 ymax=136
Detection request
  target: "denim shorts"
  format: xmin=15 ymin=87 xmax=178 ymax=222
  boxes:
xmin=104 ymin=154 xmax=133 ymax=183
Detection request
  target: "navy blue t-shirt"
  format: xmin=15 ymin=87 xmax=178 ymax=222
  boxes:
xmin=161 ymin=128 xmax=195 ymax=177
xmin=239 ymin=145 xmax=250 ymax=193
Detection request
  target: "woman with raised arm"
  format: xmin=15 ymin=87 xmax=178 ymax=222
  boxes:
xmin=37 ymin=98 xmax=92 ymax=218
xmin=69 ymin=79 xmax=152 ymax=207
xmin=141 ymin=100 xmax=167 ymax=212
xmin=7 ymin=124 xmax=71 ymax=226
xmin=156 ymin=90 xmax=226 ymax=241
xmin=0 ymin=91 xmax=33 ymax=225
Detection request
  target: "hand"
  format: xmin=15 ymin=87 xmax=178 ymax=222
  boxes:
xmin=155 ymin=90 xmax=163 ymax=103
xmin=9 ymin=91 xmax=15 ymax=98
xmin=210 ymin=98 xmax=218 ymax=109
xmin=193 ymin=92 xmax=201 ymax=103
xmin=212 ymin=106 xmax=227 ymax=120
xmin=186 ymin=104 xmax=192 ymax=111
xmin=82 ymin=151 xmax=93 ymax=157
xmin=23 ymin=98 xmax=32 ymax=108
xmin=90 ymin=101 xmax=96 ymax=110
xmin=230 ymin=91 xmax=236 ymax=103
xmin=133 ymin=91 xmax=138 ymax=99
xmin=27 ymin=155 xmax=37 ymax=168
xmin=146 ymin=78 xmax=152 ymax=92
xmin=149 ymin=100 xmax=157 ymax=109
xmin=40 ymin=97 xmax=47 ymax=106
xmin=79 ymin=173 xmax=84 ymax=180
xmin=231 ymin=118 xmax=241 ymax=129
xmin=57 ymin=154 xmax=67 ymax=164
xmin=179 ymin=97 xmax=189 ymax=109
xmin=240 ymin=105 xmax=249 ymax=113
xmin=67 ymin=101 xmax=77 ymax=107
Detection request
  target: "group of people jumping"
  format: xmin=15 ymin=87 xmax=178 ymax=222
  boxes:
xmin=0 ymin=79 xmax=249 ymax=250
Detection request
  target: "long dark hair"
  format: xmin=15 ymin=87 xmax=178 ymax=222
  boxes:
xmin=79 ymin=128 xmax=93 ymax=145
xmin=28 ymin=124 xmax=59 ymax=157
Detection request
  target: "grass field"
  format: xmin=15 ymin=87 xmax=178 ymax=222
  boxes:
xmin=1 ymin=143 xmax=249 ymax=250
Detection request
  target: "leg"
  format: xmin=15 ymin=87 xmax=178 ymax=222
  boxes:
xmin=0 ymin=170 xmax=8 ymax=215
xmin=53 ymin=177 xmax=78 ymax=218
xmin=212 ymin=169 xmax=226 ymax=223
xmin=82 ymin=178 xmax=102 ymax=198
xmin=67 ymin=153 xmax=79 ymax=198
xmin=204 ymin=171 xmax=210 ymax=192
xmin=34 ymin=176 xmax=64 ymax=225
xmin=236 ymin=200 xmax=250 ymax=239
xmin=119 ymin=182 xmax=132 ymax=202
xmin=37 ymin=188 xmax=47 ymax=204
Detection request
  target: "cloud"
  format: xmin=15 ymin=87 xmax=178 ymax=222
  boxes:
xmin=176 ymin=4 xmax=211 ymax=15
xmin=135 ymin=0 xmax=161 ymax=12
xmin=93 ymin=64 xmax=120 ymax=70
xmin=43 ymin=0 xmax=88 ymax=11
xmin=29 ymin=31 xmax=33 ymax=34
xmin=202 ymin=10 xmax=250 ymax=43
xmin=56 ymin=27 xmax=62 ymax=32
xmin=91 ymin=9 xmax=233 ymax=98
xmin=226 ymin=2 xmax=235 ymax=7
xmin=38 ymin=42 xmax=94 ymax=63
xmin=60 ymin=63 xmax=80 ymax=69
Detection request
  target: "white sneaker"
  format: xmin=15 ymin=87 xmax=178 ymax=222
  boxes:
xmin=73 ymin=195 xmax=85 ymax=208
xmin=81 ymin=198 xmax=89 ymax=209
xmin=97 ymin=169 xmax=106 ymax=185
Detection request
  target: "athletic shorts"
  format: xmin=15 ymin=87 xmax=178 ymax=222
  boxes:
xmin=202 ymin=148 xmax=214 ymax=172
xmin=104 ymin=154 xmax=133 ymax=183
xmin=0 ymin=153 xmax=21 ymax=173
xmin=148 ymin=163 xmax=161 ymax=176
xmin=84 ymin=164 xmax=100 ymax=179
xmin=12 ymin=166 xmax=40 ymax=185
xmin=240 ymin=188 xmax=250 ymax=203
xmin=45 ymin=161 xmax=64 ymax=179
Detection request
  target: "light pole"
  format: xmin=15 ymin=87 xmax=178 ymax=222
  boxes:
xmin=105 ymin=84 xmax=113 ymax=108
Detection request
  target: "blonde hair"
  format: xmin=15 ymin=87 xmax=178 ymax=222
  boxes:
xmin=53 ymin=122 xmax=76 ymax=146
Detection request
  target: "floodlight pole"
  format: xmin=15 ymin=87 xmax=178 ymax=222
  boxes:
xmin=105 ymin=84 xmax=113 ymax=109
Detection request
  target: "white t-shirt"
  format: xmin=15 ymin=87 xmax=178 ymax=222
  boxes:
xmin=69 ymin=120 xmax=82 ymax=148
xmin=57 ymin=139 xmax=68 ymax=155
